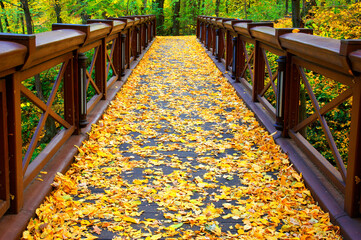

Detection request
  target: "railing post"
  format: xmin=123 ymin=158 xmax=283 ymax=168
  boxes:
xmin=232 ymin=36 xmax=237 ymax=79
xmin=96 ymin=38 xmax=107 ymax=99
xmin=121 ymin=34 xmax=126 ymax=76
xmin=196 ymin=18 xmax=200 ymax=39
xmin=284 ymin=53 xmax=300 ymax=134
xmin=345 ymin=76 xmax=361 ymax=217
xmin=252 ymin=40 xmax=265 ymax=102
xmin=78 ymin=53 xmax=89 ymax=128
xmin=132 ymin=27 xmax=137 ymax=60
xmin=136 ymin=27 xmax=141 ymax=57
xmin=145 ymin=25 xmax=148 ymax=48
xmin=211 ymin=25 xmax=215 ymax=53
xmin=236 ymin=34 xmax=244 ymax=81
xmin=206 ymin=25 xmax=209 ymax=49
xmin=198 ymin=22 xmax=203 ymax=42
xmin=275 ymin=55 xmax=286 ymax=131
xmin=215 ymin=29 xmax=219 ymax=60
xmin=153 ymin=17 xmax=156 ymax=38
xmin=126 ymin=29 xmax=131 ymax=69
xmin=0 ymin=78 xmax=9 ymax=217
xmin=218 ymin=29 xmax=224 ymax=62
xmin=226 ymin=31 xmax=232 ymax=70
xmin=113 ymin=34 xmax=121 ymax=81
xmin=64 ymin=57 xmax=77 ymax=132
xmin=6 ymin=73 xmax=23 ymax=213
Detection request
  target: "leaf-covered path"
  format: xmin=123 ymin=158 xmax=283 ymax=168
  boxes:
xmin=23 ymin=36 xmax=341 ymax=239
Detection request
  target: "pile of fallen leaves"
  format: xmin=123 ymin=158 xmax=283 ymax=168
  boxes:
xmin=22 ymin=36 xmax=342 ymax=239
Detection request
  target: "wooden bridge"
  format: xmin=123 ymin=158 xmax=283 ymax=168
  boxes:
xmin=0 ymin=15 xmax=360 ymax=239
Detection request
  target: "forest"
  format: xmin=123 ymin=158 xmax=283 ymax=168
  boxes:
xmin=0 ymin=0 xmax=360 ymax=37
xmin=1 ymin=0 xmax=360 ymax=166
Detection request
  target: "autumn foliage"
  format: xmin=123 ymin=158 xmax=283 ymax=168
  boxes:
xmin=22 ymin=36 xmax=342 ymax=239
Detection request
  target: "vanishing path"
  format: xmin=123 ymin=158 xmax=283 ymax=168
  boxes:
xmin=23 ymin=36 xmax=341 ymax=239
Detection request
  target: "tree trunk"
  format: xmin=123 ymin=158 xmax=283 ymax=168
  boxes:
xmin=226 ymin=0 xmax=228 ymax=14
xmin=285 ymin=0 xmax=289 ymax=15
xmin=292 ymin=0 xmax=301 ymax=27
xmin=20 ymin=0 xmax=33 ymax=34
xmin=0 ymin=0 xmax=10 ymax=32
xmin=141 ymin=0 xmax=147 ymax=14
xmin=197 ymin=0 xmax=202 ymax=15
xmin=21 ymin=14 xmax=25 ymax=34
xmin=173 ymin=0 xmax=181 ymax=36
xmin=302 ymin=0 xmax=317 ymax=17
xmin=78 ymin=0 xmax=88 ymax=23
xmin=54 ymin=0 xmax=63 ymax=23
xmin=126 ymin=0 xmax=130 ymax=15
xmin=215 ymin=0 xmax=220 ymax=17
xmin=244 ymin=0 xmax=247 ymax=19
xmin=156 ymin=0 xmax=165 ymax=35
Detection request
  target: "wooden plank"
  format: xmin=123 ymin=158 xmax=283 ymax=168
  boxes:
xmin=18 ymin=53 xmax=72 ymax=82
xmin=253 ymin=40 xmax=265 ymax=102
xmin=107 ymin=76 xmax=118 ymax=89
xmin=289 ymin=130 xmax=345 ymax=192
xmin=64 ymin=58 xmax=75 ymax=126
xmin=345 ymin=78 xmax=361 ymax=217
xmin=257 ymin=95 xmax=276 ymax=120
xmin=0 ymin=80 xmax=9 ymax=218
xmin=6 ymin=73 xmax=23 ymax=213
xmin=292 ymin=56 xmax=354 ymax=87
xmin=23 ymin=126 xmax=75 ymax=187
xmin=299 ymin=66 xmax=347 ymax=181
xmin=87 ymin=94 xmax=103 ymax=114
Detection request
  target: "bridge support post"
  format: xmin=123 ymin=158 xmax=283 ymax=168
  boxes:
xmin=136 ymin=27 xmax=141 ymax=57
xmin=6 ymin=73 xmax=23 ymax=213
xmin=215 ymin=29 xmax=219 ymax=60
xmin=121 ymin=34 xmax=126 ymax=76
xmin=145 ymin=25 xmax=148 ymax=48
xmin=345 ymin=77 xmax=361 ymax=217
xmin=226 ymin=31 xmax=232 ymax=71
xmin=206 ymin=25 xmax=209 ymax=50
xmin=252 ymin=41 xmax=265 ymax=102
xmin=275 ymin=55 xmax=286 ymax=131
xmin=78 ymin=53 xmax=89 ymax=128
xmin=218 ymin=29 xmax=224 ymax=62
xmin=199 ymin=23 xmax=202 ymax=41
xmin=232 ymin=36 xmax=237 ymax=79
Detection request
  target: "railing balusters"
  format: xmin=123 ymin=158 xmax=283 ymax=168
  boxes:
xmin=197 ymin=15 xmax=361 ymax=219
xmin=0 ymin=15 xmax=156 ymax=219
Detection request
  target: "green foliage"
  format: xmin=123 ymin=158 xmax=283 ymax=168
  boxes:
xmin=304 ymin=2 xmax=361 ymax=39
xmin=2 ymin=0 xmax=359 ymax=169
xmin=303 ymin=72 xmax=351 ymax=166
xmin=21 ymin=65 xmax=64 ymax=161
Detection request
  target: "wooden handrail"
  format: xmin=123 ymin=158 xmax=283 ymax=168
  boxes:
xmin=197 ymin=16 xmax=361 ymax=220
xmin=0 ymin=40 xmax=27 ymax=75
xmin=0 ymin=15 xmax=156 ymax=218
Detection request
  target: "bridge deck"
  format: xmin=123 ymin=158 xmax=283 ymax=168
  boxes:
xmin=22 ymin=36 xmax=341 ymax=239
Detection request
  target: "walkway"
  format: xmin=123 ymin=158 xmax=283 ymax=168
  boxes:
xmin=22 ymin=36 xmax=341 ymax=239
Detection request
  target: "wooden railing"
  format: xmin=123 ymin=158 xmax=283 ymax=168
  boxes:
xmin=0 ymin=15 xmax=156 ymax=218
xmin=197 ymin=16 xmax=361 ymax=218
